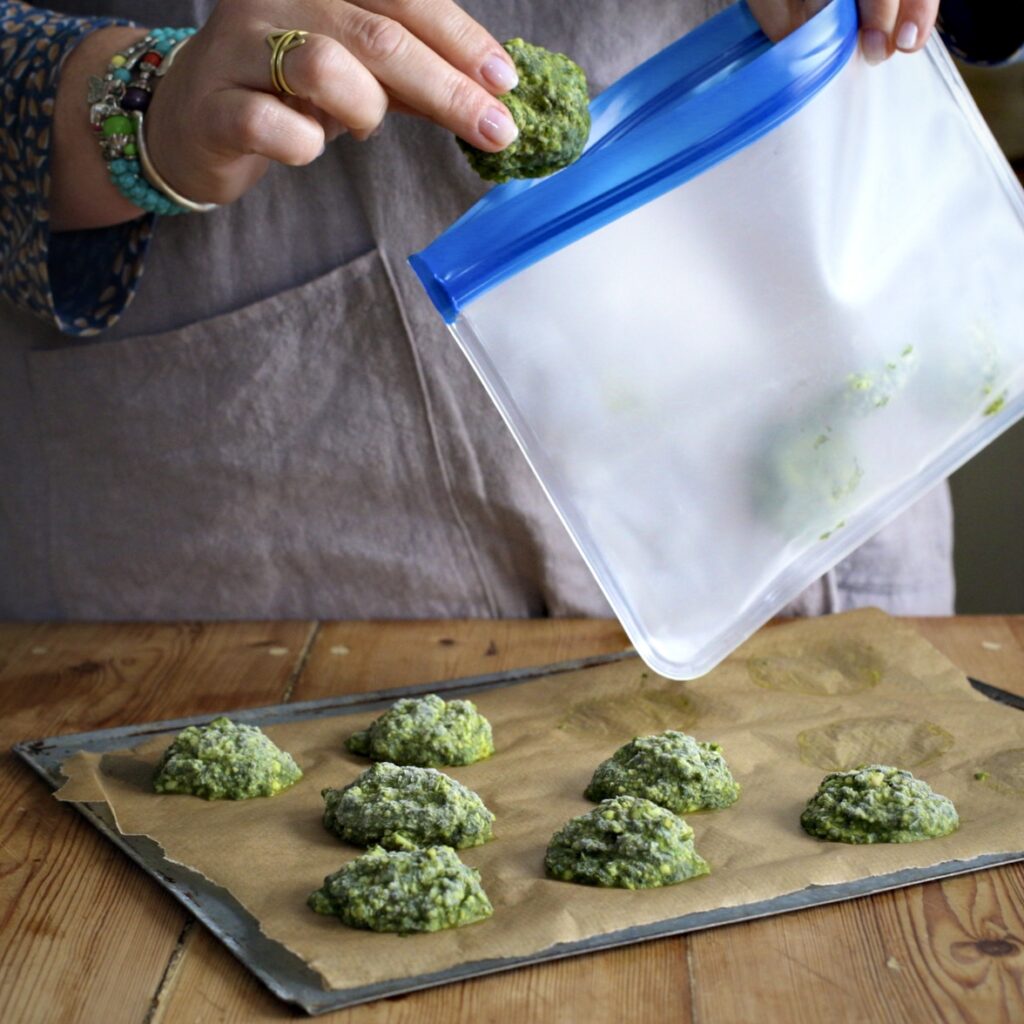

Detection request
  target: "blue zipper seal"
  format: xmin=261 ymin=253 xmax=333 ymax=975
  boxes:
xmin=410 ymin=0 xmax=859 ymax=324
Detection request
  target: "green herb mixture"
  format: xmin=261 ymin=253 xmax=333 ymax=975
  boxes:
xmin=585 ymin=730 xmax=740 ymax=814
xmin=754 ymin=415 xmax=864 ymax=535
xmin=755 ymin=346 xmax=921 ymax=537
xmin=800 ymin=764 xmax=959 ymax=843
xmin=322 ymin=762 xmax=494 ymax=850
xmin=844 ymin=345 xmax=917 ymax=413
xmin=459 ymin=38 xmax=590 ymax=182
xmin=152 ymin=716 xmax=302 ymax=800
xmin=308 ymin=845 xmax=493 ymax=933
xmin=346 ymin=693 xmax=494 ymax=766
xmin=545 ymin=794 xmax=709 ymax=889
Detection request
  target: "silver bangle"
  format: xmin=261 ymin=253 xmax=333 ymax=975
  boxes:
xmin=133 ymin=108 xmax=219 ymax=214
xmin=134 ymin=36 xmax=219 ymax=214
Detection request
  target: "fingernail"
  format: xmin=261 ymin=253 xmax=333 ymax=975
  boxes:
xmin=861 ymin=28 xmax=888 ymax=65
xmin=481 ymin=54 xmax=518 ymax=92
xmin=479 ymin=105 xmax=518 ymax=147
xmin=895 ymin=21 xmax=918 ymax=51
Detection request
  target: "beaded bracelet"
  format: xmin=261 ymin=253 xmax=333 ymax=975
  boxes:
xmin=88 ymin=27 xmax=214 ymax=215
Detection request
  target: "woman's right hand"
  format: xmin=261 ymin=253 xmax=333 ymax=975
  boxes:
xmin=143 ymin=0 xmax=520 ymax=206
xmin=748 ymin=0 xmax=939 ymax=63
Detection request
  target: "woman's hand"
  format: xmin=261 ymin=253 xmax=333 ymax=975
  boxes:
xmin=856 ymin=0 xmax=940 ymax=64
xmin=144 ymin=0 xmax=519 ymax=206
xmin=747 ymin=0 xmax=940 ymax=64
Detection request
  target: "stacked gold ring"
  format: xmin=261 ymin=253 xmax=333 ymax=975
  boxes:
xmin=266 ymin=29 xmax=308 ymax=97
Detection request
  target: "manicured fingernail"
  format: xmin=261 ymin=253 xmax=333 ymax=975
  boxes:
xmin=861 ymin=28 xmax=888 ymax=65
xmin=895 ymin=22 xmax=919 ymax=51
xmin=481 ymin=54 xmax=518 ymax=92
xmin=479 ymin=105 xmax=518 ymax=147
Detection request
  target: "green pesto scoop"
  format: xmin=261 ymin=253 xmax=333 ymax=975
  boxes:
xmin=459 ymin=38 xmax=590 ymax=183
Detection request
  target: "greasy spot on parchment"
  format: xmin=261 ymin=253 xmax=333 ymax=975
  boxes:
xmin=797 ymin=716 xmax=954 ymax=771
xmin=102 ymin=751 xmax=162 ymax=794
xmin=975 ymin=748 xmax=1024 ymax=796
xmin=557 ymin=675 xmax=698 ymax=736
xmin=748 ymin=639 xmax=885 ymax=695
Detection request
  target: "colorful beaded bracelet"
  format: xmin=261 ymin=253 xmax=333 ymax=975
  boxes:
xmin=87 ymin=27 xmax=213 ymax=215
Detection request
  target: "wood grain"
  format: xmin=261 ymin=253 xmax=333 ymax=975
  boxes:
xmin=293 ymin=618 xmax=632 ymax=698
xmin=687 ymin=616 xmax=1024 ymax=1024
xmin=0 ymin=621 xmax=314 ymax=1024
xmin=688 ymin=866 xmax=1024 ymax=1024
xmin=154 ymin=927 xmax=691 ymax=1024
xmin=326 ymin=939 xmax=691 ymax=1024
xmin=912 ymin=616 xmax=1024 ymax=697
xmin=3 ymin=616 xmax=1024 ymax=1024
xmin=153 ymin=619 xmax=690 ymax=1024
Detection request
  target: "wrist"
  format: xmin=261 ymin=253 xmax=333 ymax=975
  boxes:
xmin=141 ymin=47 xmax=198 ymax=206
xmin=51 ymin=25 xmax=150 ymax=231
xmin=92 ymin=28 xmax=212 ymax=215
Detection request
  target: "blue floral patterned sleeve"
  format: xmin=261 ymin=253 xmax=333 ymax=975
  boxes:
xmin=1 ymin=1 xmax=151 ymax=336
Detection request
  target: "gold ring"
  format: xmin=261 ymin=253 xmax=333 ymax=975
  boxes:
xmin=266 ymin=29 xmax=308 ymax=97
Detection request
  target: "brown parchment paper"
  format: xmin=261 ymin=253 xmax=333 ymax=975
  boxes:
xmin=57 ymin=609 xmax=1024 ymax=991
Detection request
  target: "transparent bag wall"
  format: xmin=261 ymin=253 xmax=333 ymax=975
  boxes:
xmin=449 ymin=39 xmax=1024 ymax=678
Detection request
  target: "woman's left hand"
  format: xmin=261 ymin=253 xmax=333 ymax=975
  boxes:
xmin=747 ymin=0 xmax=940 ymax=65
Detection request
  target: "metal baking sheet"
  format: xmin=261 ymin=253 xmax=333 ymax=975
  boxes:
xmin=13 ymin=655 xmax=1024 ymax=1015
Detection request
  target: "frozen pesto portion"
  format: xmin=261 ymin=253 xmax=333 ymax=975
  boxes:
xmin=755 ymin=346 xmax=919 ymax=538
xmin=585 ymin=731 xmax=740 ymax=814
xmin=322 ymin=762 xmax=494 ymax=850
xmin=800 ymin=764 xmax=959 ymax=844
xmin=459 ymin=38 xmax=590 ymax=183
xmin=754 ymin=414 xmax=864 ymax=537
xmin=308 ymin=845 xmax=493 ymax=933
xmin=152 ymin=716 xmax=302 ymax=800
xmin=545 ymin=795 xmax=709 ymax=889
xmin=346 ymin=693 xmax=493 ymax=766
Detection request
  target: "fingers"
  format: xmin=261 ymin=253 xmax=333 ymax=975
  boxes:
xmin=292 ymin=97 xmax=350 ymax=143
xmin=359 ymin=0 xmax=518 ymax=93
xmin=746 ymin=1 xmax=826 ymax=43
xmin=301 ymin=1 xmax=518 ymax=151
xmin=265 ymin=32 xmax=390 ymax=137
xmin=209 ymin=87 xmax=326 ymax=166
xmin=891 ymin=0 xmax=939 ymax=52
xmin=860 ymin=0 xmax=939 ymax=65
xmin=200 ymin=0 xmax=521 ymax=155
xmin=859 ymin=0 xmax=898 ymax=64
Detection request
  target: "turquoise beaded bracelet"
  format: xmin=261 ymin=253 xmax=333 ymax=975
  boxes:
xmin=88 ymin=27 xmax=210 ymax=215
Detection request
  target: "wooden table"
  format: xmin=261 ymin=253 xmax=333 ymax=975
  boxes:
xmin=2 ymin=616 xmax=1024 ymax=1023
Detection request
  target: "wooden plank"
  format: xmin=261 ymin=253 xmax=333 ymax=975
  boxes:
xmin=688 ymin=866 xmax=1024 ymax=1024
xmin=153 ymin=619 xmax=695 ymax=1024
xmin=0 ymin=621 xmax=317 ymax=742
xmin=12 ymin=616 xmax=1022 ymax=1023
xmin=0 ymin=621 xmax=314 ymax=1024
xmin=687 ymin=615 xmax=1024 ymax=1023
xmin=293 ymin=618 xmax=632 ymax=697
xmin=897 ymin=867 xmax=1024 ymax=1024
xmin=0 ymin=622 xmax=50 ymax=675
xmin=912 ymin=615 xmax=1024 ymax=697
xmin=156 ymin=926 xmax=690 ymax=1024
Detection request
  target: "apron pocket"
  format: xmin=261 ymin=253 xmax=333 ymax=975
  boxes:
xmin=28 ymin=250 xmax=485 ymax=618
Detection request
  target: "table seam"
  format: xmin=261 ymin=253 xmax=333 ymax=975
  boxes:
xmin=687 ymin=937 xmax=698 ymax=1024
xmin=142 ymin=918 xmax=195 ymax=1024
xmin=281 ymin=621 xmax=320 ymax=704
xmin=138 ymin=620 xmax=318 ymax=1023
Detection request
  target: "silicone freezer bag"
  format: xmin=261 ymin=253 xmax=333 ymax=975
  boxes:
xmin=410 ymin=0 xmax=1024 ymax=680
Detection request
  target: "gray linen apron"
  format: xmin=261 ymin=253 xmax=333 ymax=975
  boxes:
xmin=0 ymin=0 xmax=954 ymax=620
